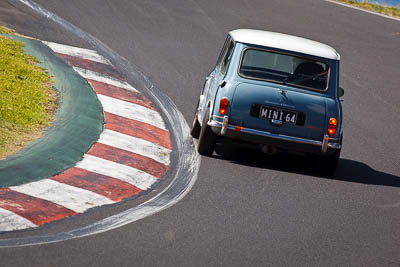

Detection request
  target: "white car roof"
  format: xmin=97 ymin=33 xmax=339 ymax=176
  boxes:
xmin=229 ymin=29 xmax=340 ymax=60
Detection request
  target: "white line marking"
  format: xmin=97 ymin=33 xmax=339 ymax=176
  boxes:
xmin=0 ymin=0 xmax=201 ymax=245
xmin=10 ymin=180 xmax=113 ymax=213
xmin=98 ymin=129 xmax=171 ymax=166
xmin=0 ymin=208 xmax=37 ymax=231
xmin=72 ymin=67 xmax=139 ymax=93
xmin=97 ymin=94 xmax=167 ymax=130
xmin=324 ymin=0 xmax=400 ymax=22
xmin=76 ymin=154 xmax=158 ymax=190
xmin=42 ymin=41 xmax=113 ymax=64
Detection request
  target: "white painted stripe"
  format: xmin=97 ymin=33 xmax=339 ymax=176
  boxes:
xmin=76 ymin=155 xmax=158 ymax=190
xmin=10 ymin=180 xmax=113 ymax=213
xmin=0 ymin=208 xmax=37 ymax=231
xmin=73 ymin=67 xmax=139 ymax=93
xmin=98 ymin=129 xmax=171 ymax=165
xmin=97 ymin=94 xmax=167 ymax=130
xmin=42 ymin=41 xmax=112 ymax=65
xmin=0 ymin=0 xmax=200 ymax=245
xmin=324 ymin=0 xmax=400 ymax=22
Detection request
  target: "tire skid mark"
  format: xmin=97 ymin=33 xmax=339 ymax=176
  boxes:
xmin=73 ymin=67 xmax=139 ymax=92
xmin=52 ymin=168 xmax=142 ymax=202
xmin=0 ymin=39 xmax=172 ymax=232
xmin=55 ymin=53 xmax=124 ymax=80
xmin=0 ymin=188 xmax=77 ymax=226
xmin=75 ymin=155 xmax=158 ymax=191
xmin=0 ymin=208 xmax=36 ymax=232
xmin=97 ymin=129 xmax=171 ymax=166
xmin=89 ymin=79 xmax=156 ymax=111
xmin=1 ymin=0 xmax=199 ymax=246
xmin=88 ymin=143 xmax=168 ymax=179
xmin=97 ymin=94 xmax=167 ymax=130
xmin=105 ymin=112 xmax=171 ymax=149
xmin=42 ymin=41 xmax=111 ymax=64
xmin=10 ymin=179 xmax=114 ymax=213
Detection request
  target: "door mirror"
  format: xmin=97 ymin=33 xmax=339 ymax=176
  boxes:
xmin=339 ymin=87 xmax=344 ymax=97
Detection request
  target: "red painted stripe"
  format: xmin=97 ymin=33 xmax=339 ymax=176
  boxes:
xmin=56 ymin=53 xmax=124 ymax=80
xmin=105 ymin=112 xmax=172 ymax=150
xmin=0 ymin=188 xmax=77 ymax=226
xmin=52 ymin=168 xmax=141 ymax=202
xmin=89 ymin=79 xmax=156 ymax=111
xmin=88 ymin=142 xmax=168 ymax=179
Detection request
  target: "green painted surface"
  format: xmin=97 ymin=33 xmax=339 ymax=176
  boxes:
xmin=0 ymin=36 xmax=104 ymax=187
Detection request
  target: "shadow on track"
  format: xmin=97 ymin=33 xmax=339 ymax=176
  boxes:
xmin=212 ymin=143 xmax=400 ymax=188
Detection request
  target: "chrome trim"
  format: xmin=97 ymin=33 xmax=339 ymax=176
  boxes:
xmin=221 ymin=116 xmax=229 ymax=135
xmin=271 ymin=119 xmax=283 ymax=126
xmin=321 ymin=134 xmax=329 ymax=153
xmin=209 ymin=120 xmax=220 ymax=126
xmin=209 ymin=119 xmax=341 ymax=149
xmin=327 ymin=143 xmax=341 ymax=149
xmin=210 ymin=114 xmax=225 ymax=122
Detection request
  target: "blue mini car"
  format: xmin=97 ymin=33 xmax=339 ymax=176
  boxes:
xmin=191 ymin=29 xmax=344 ymax=173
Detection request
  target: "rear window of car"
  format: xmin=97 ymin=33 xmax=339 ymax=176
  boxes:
xmin=239 ymin=49 xmax=329 ymax=91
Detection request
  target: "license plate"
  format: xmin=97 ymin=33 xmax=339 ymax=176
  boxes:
xmin=259 ymin=105 xmax=297 ymax=124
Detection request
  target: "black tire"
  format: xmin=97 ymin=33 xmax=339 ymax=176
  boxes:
xmin=190 ymin=100 xmax=201 ymax=139
xmin=319 ymin=149 xmax=341 ymax=175
xmin=197 ymin=107 xmax=216 ymax=156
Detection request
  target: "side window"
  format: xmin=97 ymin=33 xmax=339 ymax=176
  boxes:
xmin=216 ymin=36 xmax=234 ymax=75
xmin=215 ymin=37 xmax=230 ymax=69
xmin=220 ymin=40 xmax=234 ymax=75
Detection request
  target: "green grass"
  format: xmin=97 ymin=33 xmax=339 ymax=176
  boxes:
xmin=0 ymin=25 xmax=56 ymax=159
xmin=337 ymin=0 xmax=400 ymax=18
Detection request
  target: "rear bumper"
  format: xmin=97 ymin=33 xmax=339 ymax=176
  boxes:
xmin=209 ymin=116 xmax=341 ymax=155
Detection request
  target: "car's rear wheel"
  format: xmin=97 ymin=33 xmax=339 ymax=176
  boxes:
xmin=197 ymin=106 xmax=216 ymax=155
xmin=190 ymin=100 xmax=201 ymax=139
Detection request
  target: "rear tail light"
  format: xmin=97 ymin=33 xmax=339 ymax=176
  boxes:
xmin=328 ymin=118 xmax=337 ymax=136
xmin=219 ymin=97 xmax=229 ymax=115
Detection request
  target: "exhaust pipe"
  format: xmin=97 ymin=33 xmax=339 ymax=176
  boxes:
xmin=260 ymin=145 xmax=277 ymax=155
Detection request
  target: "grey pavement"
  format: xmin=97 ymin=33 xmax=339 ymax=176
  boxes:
xmin=1 ymin=0 xmax=400 ymax=266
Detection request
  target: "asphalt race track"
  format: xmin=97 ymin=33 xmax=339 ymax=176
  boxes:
xmin=1 ymin=0 xmax=400 ymax=265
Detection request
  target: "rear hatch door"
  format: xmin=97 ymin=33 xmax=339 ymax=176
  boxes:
xmin=230 ymin=82 xmax=327 ymax=141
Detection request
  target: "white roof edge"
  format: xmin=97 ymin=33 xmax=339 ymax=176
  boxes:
xmin=229 ymin=29 xmax=340 ymax=60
